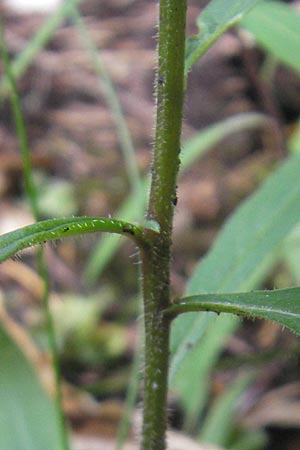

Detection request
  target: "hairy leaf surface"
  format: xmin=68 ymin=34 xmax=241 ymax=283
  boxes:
xmin=167 ymin=287 xmax=300 ymax=335
xmin=0 ymin=217 xmax=145 ymax=263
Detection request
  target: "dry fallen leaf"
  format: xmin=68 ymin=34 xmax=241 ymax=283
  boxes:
xmin=242 ymin=382 xmax=300 ymax=428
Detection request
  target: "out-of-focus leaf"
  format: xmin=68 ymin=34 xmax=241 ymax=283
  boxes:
xmin=171 ymin=313 xmax=238 ymax=430
xmin=170 ymin=154 xmax=300 ymax=421
xmin=230 ymin=429 xmax=268 ymax=450
xmin=167 ymin=287 xmax=300 ymax=335
xmin=181 ymin=113 xmax=269 ymax=169
xmin=187 ymin=155 xmax=300 ymax=293
xmin=0 ymin=323 xmax=58 ymax=450
xmin=53 ymin=294 xmax=128 ymax=366
xmin=0 ymin=0 xmax=83 ymax=96
xmin=288 ymin=120 xmax=300 ymax=154
xmin=199 ymin=374 xmax=253 ymax=446
xmin=185 ymin=0 xmax=260 ymax=75
xmin=241 ymin=1 xmax=300 ymax=73
xmin=36 ymin=177 xmax=78 ymax=218
xmin=281 ymin=223 xmax=300 ymax=284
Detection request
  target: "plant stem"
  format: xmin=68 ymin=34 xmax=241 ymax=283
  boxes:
xmin=37 ymin=251 xmax=70 ymax=450
xmin=141 ymin=1 xmax=187 ymax=449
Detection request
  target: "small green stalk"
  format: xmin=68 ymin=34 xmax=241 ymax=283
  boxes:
xmin=0 ymin=23 xmax=70 ymax=450
xmin=141 ymin=1 xmax=187 ymax=449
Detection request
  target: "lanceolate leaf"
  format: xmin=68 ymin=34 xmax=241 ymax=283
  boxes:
xmin=170 ymin=154 xmax=300 ymax=419
xmin=166 ymin=287 xmax=300 ymax=335
xmin=0 ymin=324 xmax=59 ymax=450
xmin=171 ymin=154 xmax=300 ymax=359
xmin=241 ymin=1 xmax=300 ymax=73
xmin=0 ymin=216 xmax=147 ymax=263
xmin=187 ymin=156 xmax=300 ymax=294
xmin=185 ymin=0 xmax=260 ymax=75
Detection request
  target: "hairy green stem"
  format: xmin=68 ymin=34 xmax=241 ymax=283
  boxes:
xmin=141 ymin=1 xmax=187 ymax=449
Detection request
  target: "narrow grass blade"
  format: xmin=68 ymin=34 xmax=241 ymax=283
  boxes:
xmin=184 ymin=0 xmax=260 ymax=76
xmin=0 ymin=22 xmax=70 ymax=450
xmin=114 ymin=301 xmax=143 ymax=450
xmin=0 ymin=0 xmax=82 ymax=97
xmin=288 ymin=118 xmax=300 ymax=154
xmin=280 ymin=223 xmax=300 ymax=284
xmin=0 ymin=323 xmax=59 ymax=450
xmin=0 ymin=20 xmax=39 ymax=215
xmin=167 ymin=287 xmax=300 ymax=335
xmin=0 ymin=217 xmax=147 ymax=264
xmin=170 ymin=313 xmax=237 ymax=431
xmin=199 ymin=373 xmax=253 ymax=446
xmin=241 ymin=1 xmax=300 ymax=73
xmin=181 ymin=112 xmax=269 ymax=169
xmin=70 ymin=7 xmax=143 ymax=205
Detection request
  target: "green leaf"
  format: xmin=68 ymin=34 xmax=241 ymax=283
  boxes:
xmin=185 ymin=0 xmax=260 ymax=75
xmin=70 ymin=7 xmax=143 ymax=205
xmin=187 ymin=156 xmax=300 ymax=294
xmin=199 ymin=373 xmax=253 ymax=446
xmin=167 ymin=287 xmax=300 ymax=335
xmin=170 ymin=154 xmax=300 ymax=421
xmin=0 ymin=324 xmax=59 ymax=450
xmin=288 ymin=120 xmax=300 ymax=154
xmin=170 ymin=313 xmax=238 ymax=430
xmin=84 ymin=185 xmax=149 ymax=284
xmin=241 ymin=1 xmax=300 ymax=73
xmin=181 ymin=112 xmax=269 ymax=170
xmin=0 ymin=216 xmax=147 ymax=263
xmin=280 ymin=223 xmax=300 ymax=284
xmin=230 ymin=429 xmax=268 ymax=450
xmin=36 ymin=177 xmax=78 ymax=217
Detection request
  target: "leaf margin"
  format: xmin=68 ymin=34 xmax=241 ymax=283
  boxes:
xmin=165 ymin=286 xmax=300 ymax=335
xmin=0 ymin=216 xmax=154 ymax=263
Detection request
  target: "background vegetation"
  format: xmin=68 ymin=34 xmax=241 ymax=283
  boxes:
xmin=1 ymin=0 xmax=300 ymax=449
